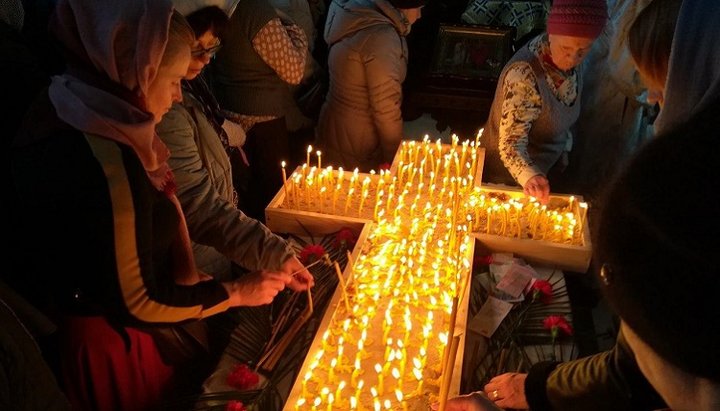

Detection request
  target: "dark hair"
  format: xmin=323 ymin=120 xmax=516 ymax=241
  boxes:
xmin=628 ymin=0 xmax=682 ymax=89
xmin=185 ymin=6 xmax=228 ymax=40
xmin=594 ymin=99 xmax=720 ymax=380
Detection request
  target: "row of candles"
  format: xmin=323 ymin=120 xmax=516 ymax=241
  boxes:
xmin=290 ymin=137 xmax=479 ymax=410
xmin=280 ymin=136 xmax=588 ymax=246
xmin=464 ymin=191 xmax=588 ymax=245
xmin=293 ymin=213 xmax=473 ymax=410
xmin=287 ymin=134 xmax=587 ymax=410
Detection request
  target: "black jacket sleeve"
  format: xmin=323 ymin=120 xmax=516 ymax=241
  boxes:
xmin=525 ymin=330 xmax=667 ymax=411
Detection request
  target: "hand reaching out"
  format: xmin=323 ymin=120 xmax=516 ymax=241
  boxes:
xmin=280 ymin=256 xmax=315 ymax=292
xmin=523 ymin=174 xmax=550 ymax=205
xmin=484 ymin=372 xmax=529 ymax=410
xmin=223 ymin=270 xmax=291 ymax=307
xmin=436 ymin=392 xmax=503 ymax=411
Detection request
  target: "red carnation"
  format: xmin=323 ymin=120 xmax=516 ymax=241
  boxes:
xmin=474 ymin=254 xmax=493 ymax=267
xmin=379 ymin=163 xmax=392 ymax=170
xmin=543 ymin=315 xmax=573 ymax=340
xmin=226 ymin=400 xmax=247 ymax=411
xmin=529 ymin=279 xmax=553 ymax=304
xmin=299 ymin=244 xmax=326 ymax=265
xmin=226 ymin=363 xmax=259 ymax=391
xmin=334 ymin=227 xmax=357 ymax=250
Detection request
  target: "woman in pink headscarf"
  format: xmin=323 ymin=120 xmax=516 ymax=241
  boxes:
xmin=7 ymin=1 xmax=296 ymax=410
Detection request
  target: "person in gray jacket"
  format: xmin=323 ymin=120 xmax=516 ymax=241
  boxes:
xmin=315 ymin=0 xmax=424 ymax=171
xmin=158 ymin=2 xmax=313 ymax=294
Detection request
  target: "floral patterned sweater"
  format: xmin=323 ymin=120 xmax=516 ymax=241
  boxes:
xmin=498 ymin=35 xmax=579 ymax=185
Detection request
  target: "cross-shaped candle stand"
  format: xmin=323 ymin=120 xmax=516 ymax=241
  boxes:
xmin=267 ymin=134 xmax=591 ymax=411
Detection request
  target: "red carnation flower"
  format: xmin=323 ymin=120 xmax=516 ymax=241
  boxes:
xmin=226 ymin=363 xmax=259 ymax=391
xmin=226 ymin=400 xmax=247 ymax=411
xmin=299 ymin=244 xmax=326 ymax=265
xmin=379 ymin=162 xmax=392 ymax=170
xmin=334 ymin=227 xmax=357 ymax=250
xmin=543 ymin=315 xmax=573 ymax=340
xmin=529 ymin=279 xmax=553 ymax=304
xmin=472 ymin=252 xmax=493 ymax=271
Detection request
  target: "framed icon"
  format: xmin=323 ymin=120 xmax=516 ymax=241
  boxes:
xmin=430 ymin=24 xmax=516 ymax=81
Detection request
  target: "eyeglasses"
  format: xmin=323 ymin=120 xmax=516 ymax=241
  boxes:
xmin=191 ymin=41 xmax=222 ymax=58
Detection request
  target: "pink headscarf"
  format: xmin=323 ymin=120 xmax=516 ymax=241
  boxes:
xmin=48 ymin=0 xmax=174 ymax=191
xmin=49 ymin=0 xmax=201 ymax=285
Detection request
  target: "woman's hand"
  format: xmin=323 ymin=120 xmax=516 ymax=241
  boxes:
xmin=437 ymin=392 xmax=504 ymax=411
xmin=280 ymin=256 xmax=315 ymax=292
xmin=223 ymin=270 xmax=291 ymax=307
xmin=523 ymin=174 xmax=550 ymax=205
xmin=484 ymin=372 xmax=529 ymax=410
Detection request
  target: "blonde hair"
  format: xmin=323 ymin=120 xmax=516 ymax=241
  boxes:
xmin=160 ymin=10 xmax=194 ymax=68
xmin=628 ymin=0 xmax=682 ymax=89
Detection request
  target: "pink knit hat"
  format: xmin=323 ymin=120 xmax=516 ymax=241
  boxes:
xmin=547 ymin=0 xmax=608 ymax=39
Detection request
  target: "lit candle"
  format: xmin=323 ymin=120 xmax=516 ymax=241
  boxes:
xmin=344 ymin=188 xmax=354 ymax=215
xmin=358 ymin=189 xmax=368 ymax=217
xmin=335 ymin=380 xmax=346 ymax=404
xmin=281 ymin=161 xmax=289 ymax=204
xmin=374 ymin=363 xmax=384 ymax=395
xmin=317 ymin=150 xmax=322 ymax=170
xmin=329 ymin=358 xmax=337 ymax=382
xmin=351 ymin=361 xmax=360 ymax=386
xmin=475 ymin=127 xmax=484 ymax=147
xmin=333 ymin=183 xmax=340 ymax=214
xmin=305 ymin=179 xmax=312 ymax=208
xmin=384 ymin=338 xmax=393 ymax=361
xmin=306 ymin=145 xmax=313 ymax=167
xmin=319 ymin=186 xmax=327 ymax=214
xmin=354 ymin=379 xmax=364 ymax=404
xmin=321 ymin=393 xmax=331 ymax=411
xmin=302 ymin=371 xmax=312 ymax=398
xmin=578 ymin=202 xmax=588 ymax=240
xmin=413 ymin=367 xmax=424 ymax=395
